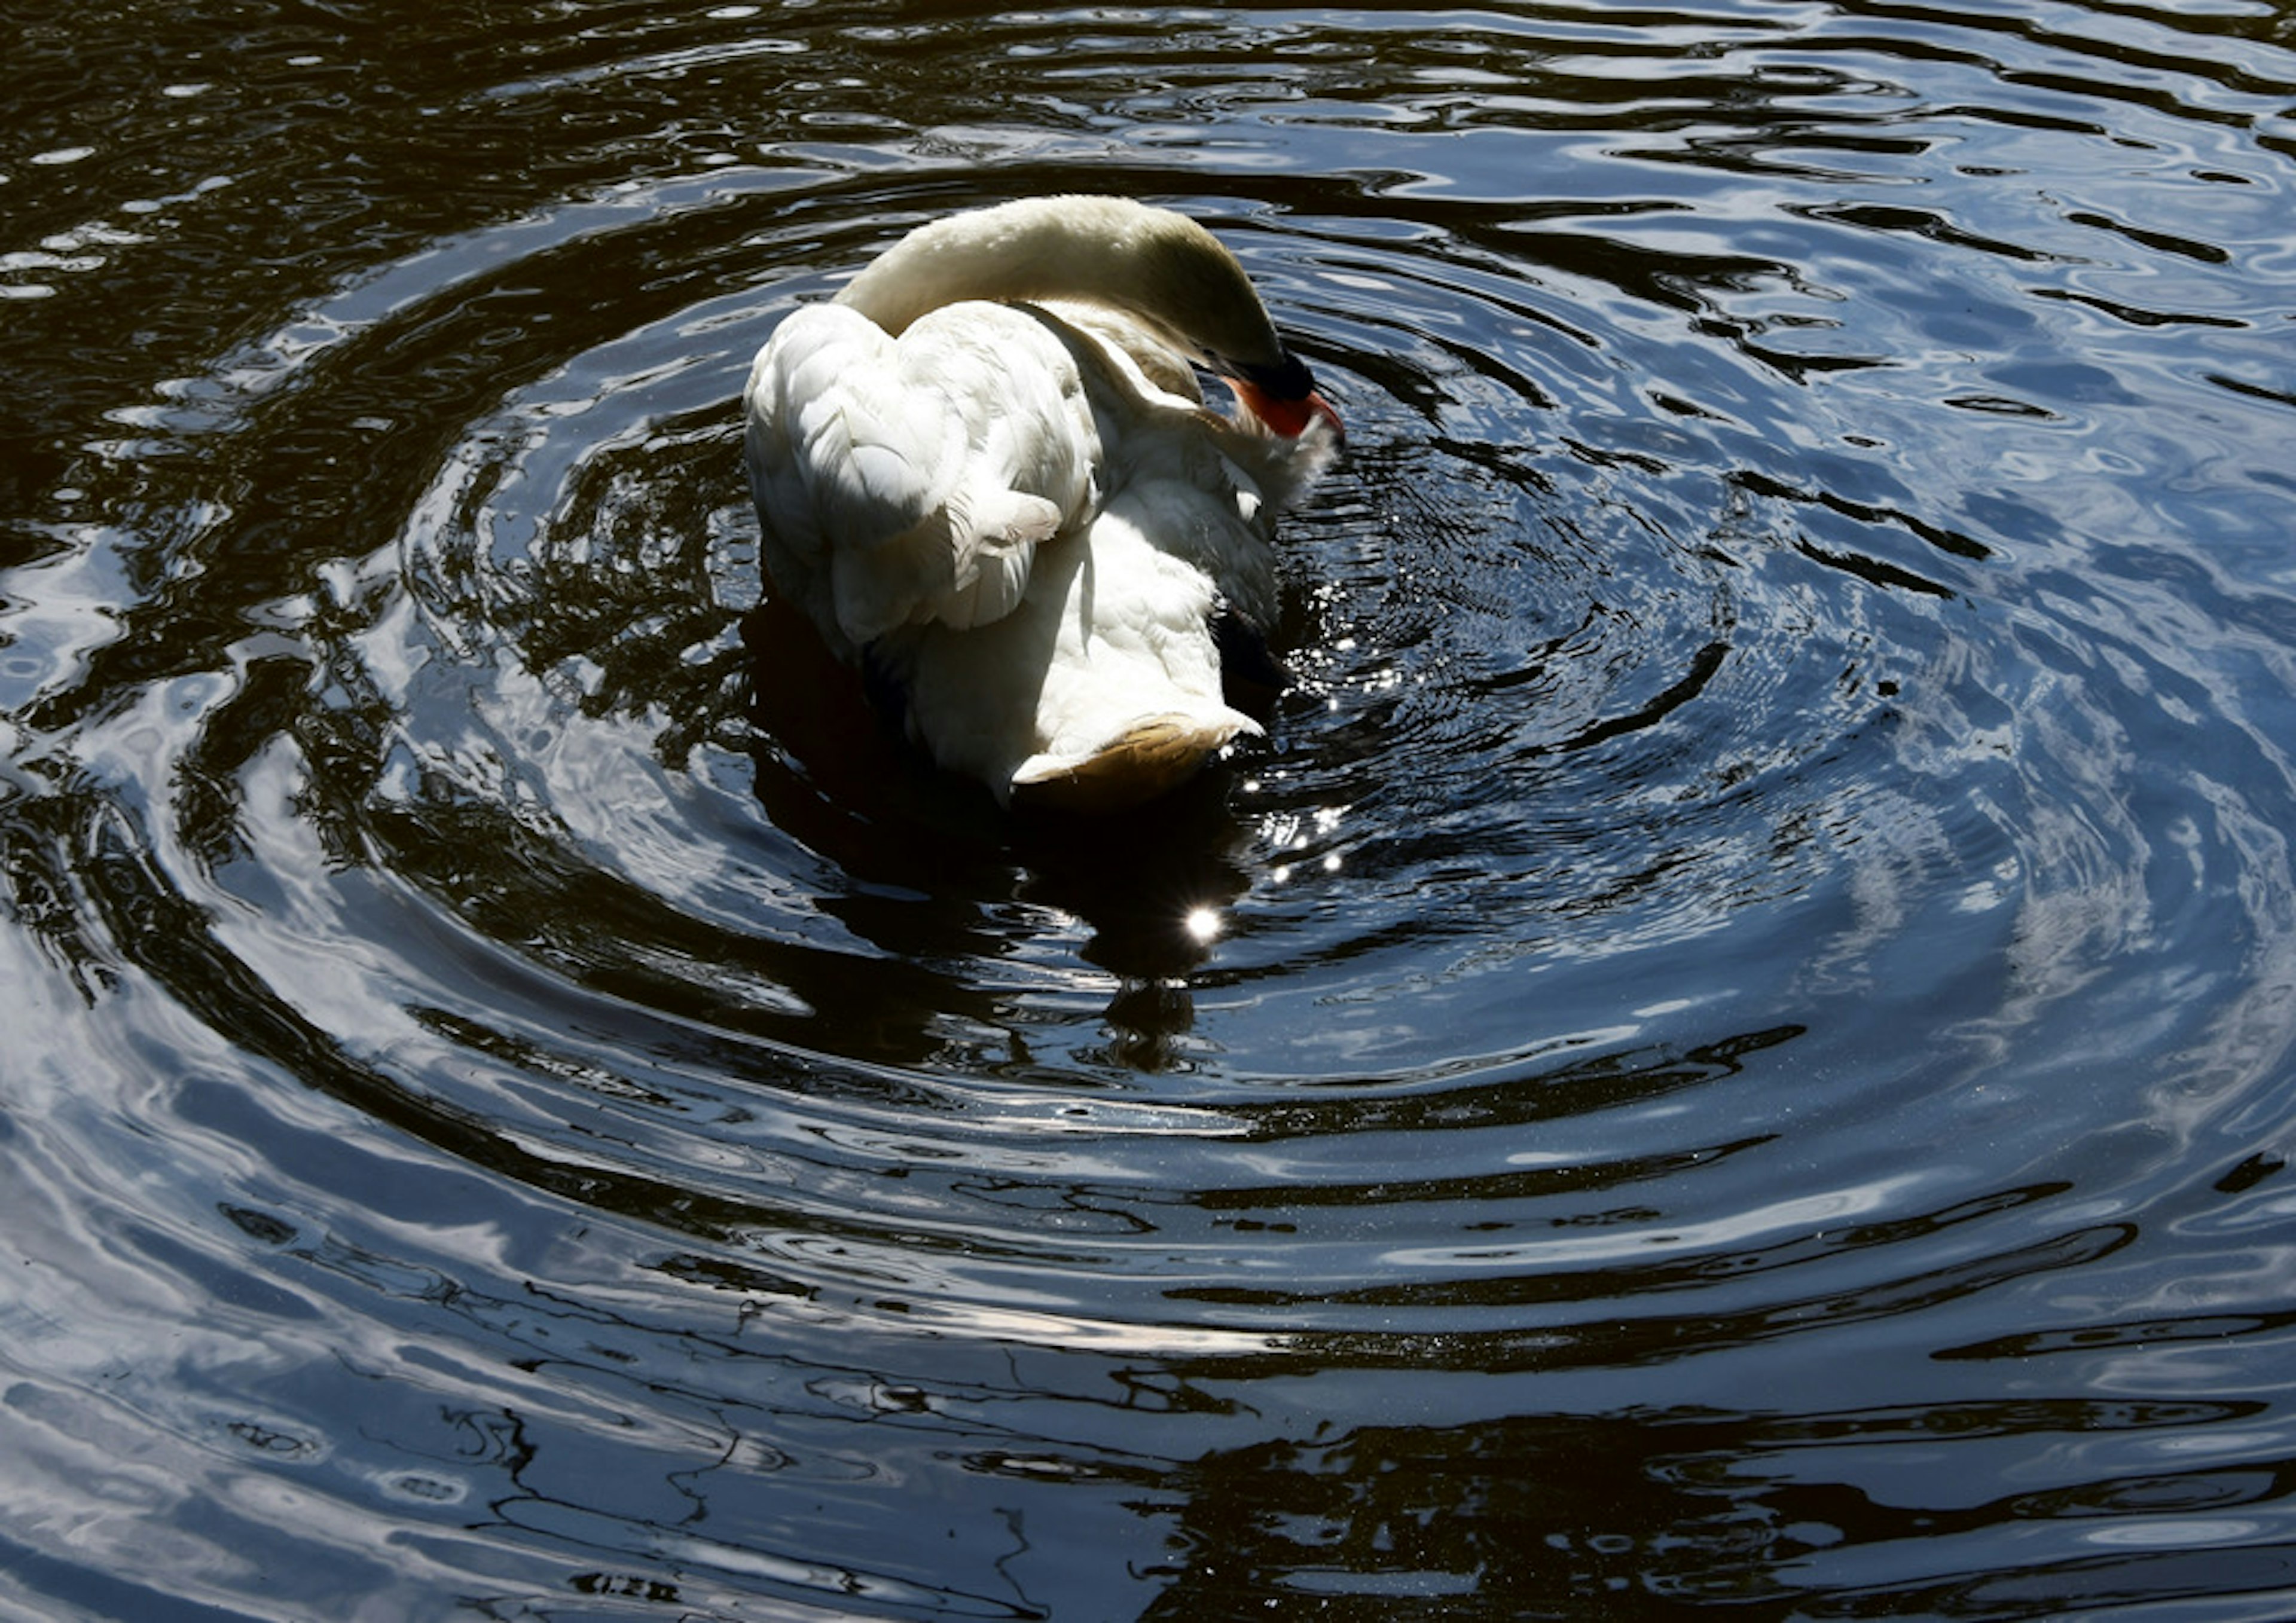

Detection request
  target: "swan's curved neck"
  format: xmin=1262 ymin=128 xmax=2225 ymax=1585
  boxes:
xmin=833 ymin=195 xmax=1292 ymax=371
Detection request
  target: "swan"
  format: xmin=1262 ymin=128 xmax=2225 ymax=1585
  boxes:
xmin=742 ymin=194 xmax=1339 ymax=812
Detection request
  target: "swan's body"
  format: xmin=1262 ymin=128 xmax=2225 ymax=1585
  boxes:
xmin=743 ymin=195 xmax=1338 ymax=811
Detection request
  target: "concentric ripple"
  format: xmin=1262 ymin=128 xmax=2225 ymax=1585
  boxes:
xmin=6 ymin=1 xmax=2296 ymax=1616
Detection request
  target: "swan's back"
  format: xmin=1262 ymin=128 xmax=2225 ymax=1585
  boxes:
xmin=743 ymin=299 xmax=1100 ymax=658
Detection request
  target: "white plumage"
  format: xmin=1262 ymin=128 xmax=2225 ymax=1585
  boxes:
xmin=743 ymin=195 xmax=1339 ymax=811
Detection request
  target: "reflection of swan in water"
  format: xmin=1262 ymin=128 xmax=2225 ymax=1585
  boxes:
xmin=743 ymin=194 xmax=1339 ymax=812
xmin=743 ymin=598 xmax=1253 ymax=1068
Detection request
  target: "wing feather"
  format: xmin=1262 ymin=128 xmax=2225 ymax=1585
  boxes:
xmin=743 ymin=301 xmax=1097 ymax=653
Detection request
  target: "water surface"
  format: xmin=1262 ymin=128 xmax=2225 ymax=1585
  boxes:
xmin=7 ymin=1 xmax=2296 ymax=1617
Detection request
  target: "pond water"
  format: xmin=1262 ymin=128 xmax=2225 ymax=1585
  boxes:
xmin=7 ymin=1 xmax=2296 ymax=1616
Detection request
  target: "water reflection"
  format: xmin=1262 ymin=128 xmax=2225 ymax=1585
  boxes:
xmin=1140 ymin=1395 xmax=2291 ymax=1618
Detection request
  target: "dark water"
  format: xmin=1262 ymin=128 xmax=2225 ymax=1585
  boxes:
xmin=7 ymin=1 xmax=2296 ymax=1616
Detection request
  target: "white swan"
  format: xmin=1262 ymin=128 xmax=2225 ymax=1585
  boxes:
xmin=742 ymin=194 xmax=1339 ymax=812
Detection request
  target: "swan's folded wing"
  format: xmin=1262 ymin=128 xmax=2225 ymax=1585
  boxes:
xmin=746 ymin=305 xmax=954 ymax=647
xmin=743 ymin=301 xmax=1097 ymax=652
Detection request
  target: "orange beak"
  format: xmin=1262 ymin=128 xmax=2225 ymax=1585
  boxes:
xmin=1229 ymin=375 xmax=1344 ymax=442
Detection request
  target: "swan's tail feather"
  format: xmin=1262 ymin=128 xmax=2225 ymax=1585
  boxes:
xmin=1009 ymin=712 xmax=1257 ymax=814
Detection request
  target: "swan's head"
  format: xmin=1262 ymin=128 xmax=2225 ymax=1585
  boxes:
xmin=1120 ymin=203 xmax=1343 ymax=442
xmin=1213 ymin=347 xmax=1344 ymax=443
xmin=837 ymin=195 xmax=1344 ymax=441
